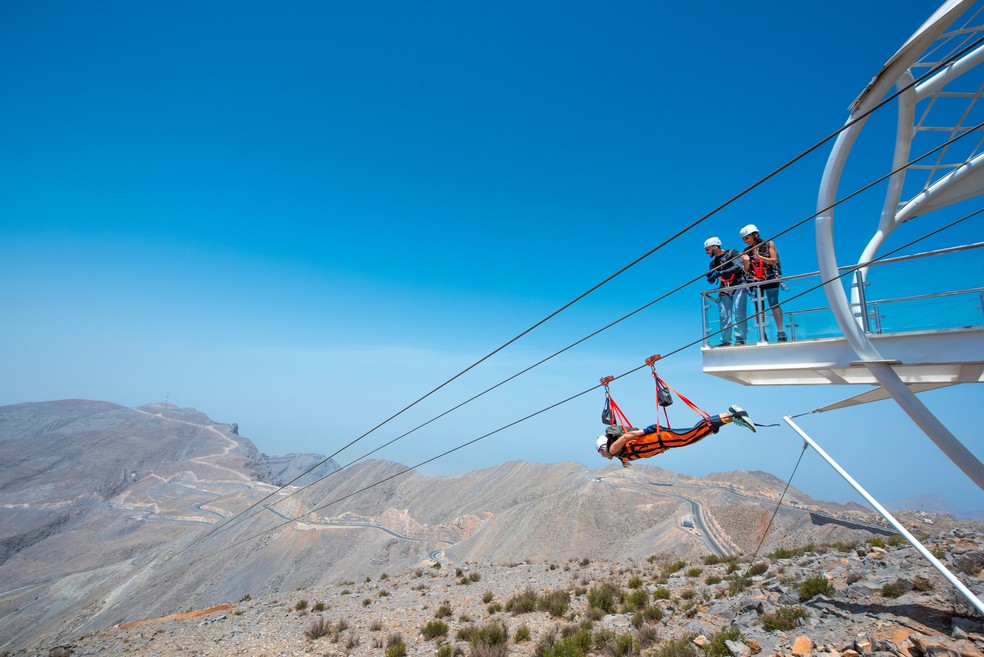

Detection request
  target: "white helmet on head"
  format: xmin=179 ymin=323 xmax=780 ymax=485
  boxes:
xmin=703 ymin=237 xmax=721 ymax=249
xmin=595 ymin=436 xmax=607 ymax=452
xmin=739 ymin=224 xmax=759 ymax=238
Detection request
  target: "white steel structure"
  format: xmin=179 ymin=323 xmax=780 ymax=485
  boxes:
xmin=817 ymin=0 xmax=984 ymax=489
xmin=703 ymin=0 xmax=984 ymax=487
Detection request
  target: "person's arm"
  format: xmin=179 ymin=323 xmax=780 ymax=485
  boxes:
xmin=608 ymin=427 xmax=645 ymax=455
xmin=760 ymin=241 xmax=779 ymax=266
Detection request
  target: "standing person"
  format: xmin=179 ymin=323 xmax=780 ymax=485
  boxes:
xmin=704 ymin=237 xmax=748 ymax=346
xmin=740 ymin=224 xmax=786 ymax=343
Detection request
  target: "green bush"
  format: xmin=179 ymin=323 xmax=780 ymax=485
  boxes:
xmin=535 ymin=626 xmax=592 ymax=657
xmin=686 ymin=567 xmax=703 ymax=578
xmin=587 ymin=583 xmax=621 ymax=614
xmin=746 ymin=563 xmax=768 ymax=577
xmin=653 ymin=636 xmax=697 ymax=657
xmin=798 ymin=575 xmax=835 ymax=601
xmin=295 ymin=600 xmax=309 ymax=611
xmin=705 ymin=629 xmax=743 ymax=657
xmin=761 ymin=605 xmax=806 ymax=631
xmin=312 ymin=601 xmax=325 ymax=612
xmin=627 ymin=576 xmax=644 ymax=589
xmin=663 ymin=561 xmax=687 ymax=577
xmin=912 ymin=576 xmax=934 ymax=592
xmin=436 ymin=645 xmax=452 ymax=657
xmin=881 ymin=579 xmax=913 ymax=598
xmin=468 ymin=621 xmax=509 ymax=647
xmin=505 ymin=587 xmax=539 ymax=614
xmin=652 ymin=588 xmax=671 ymax=600
xmin=385 ymin=634 xmax=407 ymax=657
xmin=514 ymin=625 xmax=531 ymax=642
xmin=422 ymin=620 xmax=449 ymax=640
xmin=595 ymin=630 xmax=635 ymax=657
xmin=705 ymin=575 xmax=722 ymax=585
xmin=623 ymin=589 xmax=649 ymax=612
xmin=538 ymin=590 xmax=571 ymax=617
xmin=435 ymin=602 xmax=453 ymax=618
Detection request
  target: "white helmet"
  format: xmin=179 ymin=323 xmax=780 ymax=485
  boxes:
xmin=595 ymin=435 xmax=607 ymax=452
xmin=739 ymin=224 xmax=759 ymax=238
xmin=703 ymin=237 xmax=721 ymax=249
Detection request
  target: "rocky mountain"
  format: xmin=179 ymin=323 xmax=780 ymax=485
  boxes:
xmin=0 ymin=400 xmax=979 ymax=655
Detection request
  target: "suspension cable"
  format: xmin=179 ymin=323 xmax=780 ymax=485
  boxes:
xmin=185 ymin=208 xmax=980 ymax=566
xmin=181 ymin=37 xmax=984 ymax=552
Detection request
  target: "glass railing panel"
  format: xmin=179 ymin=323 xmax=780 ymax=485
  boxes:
xmin=700 ymin=244 xmax=984 ymax=346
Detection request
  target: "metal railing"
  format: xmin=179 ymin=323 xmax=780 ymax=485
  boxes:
xmin=701 ymin=243 xmax=984 ymax=346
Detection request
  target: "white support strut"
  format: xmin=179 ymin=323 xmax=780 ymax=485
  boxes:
xmin=783 ymin=415 xmax=984 ymax=616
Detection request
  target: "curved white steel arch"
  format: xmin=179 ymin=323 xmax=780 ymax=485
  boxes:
xmin=816 ymin=0 xmax=984 ymax=489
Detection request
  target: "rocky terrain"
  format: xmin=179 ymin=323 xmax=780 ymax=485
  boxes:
xmin=1 ymin=400 xmax=981 ymax=656
xmin=25 ymin=528 xmax=984 ymax=657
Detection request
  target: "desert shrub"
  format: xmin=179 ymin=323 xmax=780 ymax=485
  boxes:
xmin=652 ymin=588 xmax=671 ymax=600
xmin=886 ymin=534 xmax=907 ymax=547
xmin=587 ymin=583 xmax=621 ymax=614
xmin=468 ymin=620 xmax=509 ymax=657
xmin=663 ymin=561 xmax=687 ymax=577
xmin=437 ymin=645 xmax=453 ymax=657
xmin=798 ymin=575 xmax=835 ymax=601
xmin=761 ymin=605 xmax=806 ymax=631
xmin=652 ymin=636 xmax=697 ymax=657
xmin=595 ymin=629 xmax=635 ymax=657
xmin=705 ymin=629 xmax=743 ymax=657
xmin=369 ymin=619 xmax=383 ymax=631
xmin=705 ymin=575 xmax=722 ymax=585
xmin=679 ymin=589 xmax=696 ymax=601
xmin=487 ymin=602 xmax=503 ymax=614
xmin=423 ymin=620 xmax=449 ymax=640
xmin=686 ymin=567 xmax=703 ymax=578
xmin=644 ymin=605 xmax=664 ymax=623
xmin=436 ymin=602 xmax=453 ymax=618
xmin=746 ymin=563 xmax=768 ymax=577
xmin=505 ymin=587 xmax=539 ymax=614
xmin=538 ymin=590 xmax=571 ymax=617
xmin=881 ymin=579 xmax=913 ymax=598
xmin=362 ymin=598 xmax=371 ymax=606
xmin=867 ymin=537 xmax=887 ymax=549
xmin=385 ymin=634 xmax=407 ymax=657
xmin=514 ymin=625 xmax=532 ymax=642
xmin=535 ymin=626 xmax=592 ymax=657
xmin=346 ymin=635 xmax=361 ymax=649
xmin=623 ymin=589 xmax=649 ymax=612
xmin=627 ymin=576 xmax=644 ymax=589
xmin=637 ymin=625 xmax=660 ymax=647
xmin=295 ymin=600 xmax=309 ymax=611
xmin=482 ymin=591 xmax=494 ymax=604
xmin=306 ymin=616 xmax=332 ymax=639
xmin=727 ymin=575 xmax=749 ymax=596
xmin=313 ymin=601 xmax=325 ymax=612
xmin=702 ymin=554 xmax=723 ymax=565
xmin=913 ymin=576 xmax=934 ymax=592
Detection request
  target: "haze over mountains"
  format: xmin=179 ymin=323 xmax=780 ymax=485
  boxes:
xmin=0 ymin=400 xmax=969 ymax=651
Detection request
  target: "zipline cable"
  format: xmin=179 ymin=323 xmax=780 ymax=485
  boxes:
xmin=185 ymin=208 xmax=980 ymax=565
xmin=185 ymin=113 xmax=984 ymax=554
xmin=180 ymin=33 xmax=984 ymax=552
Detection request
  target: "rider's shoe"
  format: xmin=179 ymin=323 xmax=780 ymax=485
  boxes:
xmin=728 ymin=405 xmax=756 ymax=433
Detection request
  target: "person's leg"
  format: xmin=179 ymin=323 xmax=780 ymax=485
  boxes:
xmin=766 ymin=285 xmax=786 ymax=341
xmin=718 ymin=292 xmax=734 ymax=344
xmin=733 ymin=287 xmax=747 ymax=344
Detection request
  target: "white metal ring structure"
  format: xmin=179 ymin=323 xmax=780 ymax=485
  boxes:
xmin=816 ymin=0 xmax=984 ymax=488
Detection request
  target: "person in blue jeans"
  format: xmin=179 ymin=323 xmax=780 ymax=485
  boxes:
xmin=704 ymin=237 xmax=748 ymax=346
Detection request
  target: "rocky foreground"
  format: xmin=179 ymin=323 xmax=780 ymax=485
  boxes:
xmin=22 ymin=528 xmax=984 ymax=657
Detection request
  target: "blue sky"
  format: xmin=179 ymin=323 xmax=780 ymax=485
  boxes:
xmin=2 ymin=1 xmax=982 ymax=515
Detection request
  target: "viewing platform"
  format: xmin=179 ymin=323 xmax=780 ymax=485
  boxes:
xmin=700 ymin=244 xmax=984 ymax=388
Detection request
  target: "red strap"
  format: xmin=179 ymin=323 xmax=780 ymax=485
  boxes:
xmin=606 ymin=390 xmax=632 ymax=428
xmin=652 ymin=371 xmax=711 ymax=421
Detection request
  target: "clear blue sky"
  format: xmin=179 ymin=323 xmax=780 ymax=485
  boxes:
xmin=2 ymin=1 xmax=982 ymax=515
